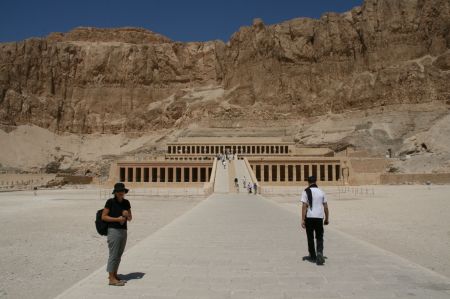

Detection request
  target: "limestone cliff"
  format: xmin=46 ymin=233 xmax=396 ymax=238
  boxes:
xmin=0 ymin=0 xmax=448 ymax=135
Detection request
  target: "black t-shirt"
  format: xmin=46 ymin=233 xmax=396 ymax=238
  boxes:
xmin=104 ymin=197 xmax=131 ymax=230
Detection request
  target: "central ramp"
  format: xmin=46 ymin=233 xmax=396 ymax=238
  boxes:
xmin=233 ymin=159 xmax=254 ymax=192
xmin=56 ymin=194 xmax=450 ymax=299
xmin=213 ymin=159 xmax=230 ymax=193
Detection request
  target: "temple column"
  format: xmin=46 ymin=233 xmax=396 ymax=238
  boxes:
xmin=318 ymin=164 xmax=322 ymax=182
xmin=261 ymin=164 xmax=265 ymax=182
xmin=332 ymin=164 xmax=336 ymax=181
xmin=269 ymin=164 xmax=272 ymax=182
xmin=165 ymin=167 xmax=168 ymax=183
xmin=293 ymin=165 xmax=297 ymax=181
xmin=181 ymin=167 xmax=185 ymax=182
xmin=285 ymin=164 xmax=289 ymax=182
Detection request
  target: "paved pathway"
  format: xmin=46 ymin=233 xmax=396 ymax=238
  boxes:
xmin=234 ymin=160 xmax=254 ymax=194
xmin=56 ymin=193 xmax=450 ymax=298
xmin=214 ymin=160 xmax=229 ymax=193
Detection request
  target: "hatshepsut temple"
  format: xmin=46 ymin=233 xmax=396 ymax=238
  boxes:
xmin=107 ymin=135 xmax=388 ymax=193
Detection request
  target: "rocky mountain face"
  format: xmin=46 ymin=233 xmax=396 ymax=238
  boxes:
xmin=222 ymin=0 xmax=449 ymax=117
xmin=0 ymin=0 xmax=449 ymax=177
xmin=0 ymin=0 xmax=449 ymax=145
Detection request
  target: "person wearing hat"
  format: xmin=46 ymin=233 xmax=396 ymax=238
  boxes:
xmin=101 ymin=182 xmax=132 ymax=286
xmin=301 ymin=176 xmax=329 ymax=265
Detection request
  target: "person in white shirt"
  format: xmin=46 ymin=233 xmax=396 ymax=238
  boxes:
xmin=301 ymin=176 xmax=329 ymax=265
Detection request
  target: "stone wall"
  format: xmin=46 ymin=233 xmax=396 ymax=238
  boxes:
xmin=0 ymin=173 xmax=56 ymax=189
xmin=349 ymin=158 xmax=388 ymax=173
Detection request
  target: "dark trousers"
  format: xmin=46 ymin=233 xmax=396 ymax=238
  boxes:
xmin=305 ymin=217 xmax=324 ymax=258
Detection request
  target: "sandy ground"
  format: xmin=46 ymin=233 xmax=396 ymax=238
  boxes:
xmin=0 ymin=125 xmax=171 ymax=173
xmin=0 ymin=187 xmax=202 ymax=299
xmin=268 ymin=185 xmax=450 ymax=279
xmin=1 ymin=185 xmax=450 ymax=299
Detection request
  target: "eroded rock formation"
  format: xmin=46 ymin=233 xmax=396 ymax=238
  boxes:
xmin=0 ymin=0 xmax=449 ymax=135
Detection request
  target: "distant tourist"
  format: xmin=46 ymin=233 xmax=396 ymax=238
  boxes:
xmin=247 ymin=182 xmax=252 ymax=194
xmin=243 ymin=176 xmax=246 ymax=188
xmin=301 ymin=176 xmax=329 ymax=265
xmin=253 ymin=183 xmax=258 ymax=195
xmin=234 ymin=177 xmax=238 ymax=187
xmin=101 ymin=183 xmax=132 ymax=286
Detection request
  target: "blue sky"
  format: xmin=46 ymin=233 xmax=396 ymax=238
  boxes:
xmin=0 ymin=0 xmax=363 ymax=43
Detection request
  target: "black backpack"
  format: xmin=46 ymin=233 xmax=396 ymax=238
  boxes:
xmin=95 ymin=209 xmax=108 ymax=236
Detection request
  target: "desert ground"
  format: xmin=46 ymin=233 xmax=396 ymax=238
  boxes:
xmin=0 ymin=187 xmax=203 ymax=299
xmin=0 ymin=185 xmax=449 ymax=299
xmin=268 ymin=184 xmax=450 ymax=279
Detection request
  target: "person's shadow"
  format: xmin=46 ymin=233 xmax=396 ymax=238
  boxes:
xmin=117 ymin=272 xmax=145 ymax=281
